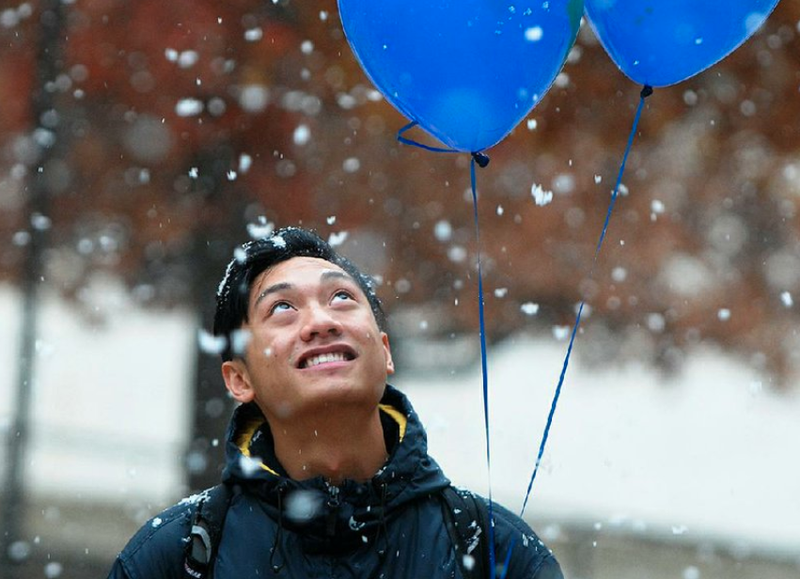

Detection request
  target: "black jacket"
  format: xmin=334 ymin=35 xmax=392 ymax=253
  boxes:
xmin=107 ymin=385 xmax=562 ymax=578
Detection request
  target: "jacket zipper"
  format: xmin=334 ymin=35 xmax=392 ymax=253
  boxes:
xmin=325 ymin=484 xmax=340 ymax=539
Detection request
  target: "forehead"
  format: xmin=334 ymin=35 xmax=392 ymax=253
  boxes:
xmin=250 ymin=257 xmax=353 ymax=297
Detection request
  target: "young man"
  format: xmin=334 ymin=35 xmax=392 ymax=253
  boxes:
xmin=107 ymin=227 xmax=563 ymax=578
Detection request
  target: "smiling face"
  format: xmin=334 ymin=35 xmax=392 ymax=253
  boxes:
xmin=221 ymin=257 xmax=394 ymax=423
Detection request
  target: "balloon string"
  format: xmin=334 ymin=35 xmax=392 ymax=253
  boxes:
xmin=397 ymin=121 xmax=460 ymax=154
xmin=470 ymin=156 xmax=497 ymax=579
xmin=395 ymin=123 xmax=498 ymax=574
xmin=593 ymin=84 xmax=653 ymax=257
xmin=396 ymin=122 xmax=492 ymax=168
xmin=519 ymin=85 xmax=653 ymax=519
xmin=397 ymin=124 xmax=496 ymax=573
xmin=498 ymin=535 xmax=517 ymax=579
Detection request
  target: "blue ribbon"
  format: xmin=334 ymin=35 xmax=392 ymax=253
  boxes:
xmin=397 ymin=121 xmax=461 ymax=154
xmin=397 ymin=124 xmax=496 ymax=578
xmin=395 ymin=86 xmax=655 ymax=570
xmin=498 ymin=535 xmax=517 ymax=579
xmin=470 ymin=156 xmax=497 ymax=579
xmin=519 ymin=85 xmax=653 ymax=519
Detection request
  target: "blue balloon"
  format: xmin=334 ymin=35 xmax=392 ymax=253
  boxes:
xmin=338 ymin=0 xmax=583 ymax=153
xmin=585 ymin=0 xmax=780 ymax=87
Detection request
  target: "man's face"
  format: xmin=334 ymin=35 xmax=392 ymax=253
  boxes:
xmin=222 ymin=257 xmax=394 ymax=422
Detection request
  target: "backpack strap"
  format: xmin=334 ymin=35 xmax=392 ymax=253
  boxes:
xmin=183 ymin=483 xmax=234 ymax=579
xmin=439 ymin=486 xmax=491 ymax=579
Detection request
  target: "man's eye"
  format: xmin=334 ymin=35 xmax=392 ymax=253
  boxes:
xmin=270 ymin=301 xmax=293 ymax=314
xmin=332 ymin=291 xmax=353 ymax=303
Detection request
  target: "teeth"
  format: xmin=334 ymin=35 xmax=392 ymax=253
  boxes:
xmin=304 ymin=352 xmax=347 ymax=368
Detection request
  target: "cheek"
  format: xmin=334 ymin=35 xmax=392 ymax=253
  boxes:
xmin=249 ymin=331 xmax=281 ymax=361
xmin=257 ymin=344 xmax=293 ymax=371
xmin=245 ymin=340 xmax=271 ymax=367
xmin=258 ymin=338 xmax=303 ymax=371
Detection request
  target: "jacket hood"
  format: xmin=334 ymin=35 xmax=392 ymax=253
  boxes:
xmin=221 ymin=385 xmax=450 ymax=552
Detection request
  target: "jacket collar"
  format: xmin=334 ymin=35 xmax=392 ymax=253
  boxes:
xmin=231 ymin=399 xmax=408 ymax=479
xmin=221 ymin=385 xmax=450 ymax=548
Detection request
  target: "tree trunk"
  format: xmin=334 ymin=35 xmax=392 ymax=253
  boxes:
xmin=185 ymin=146 xmax=245 ymax=492
xmin=2 ymin=0 xmax=65 ymax=572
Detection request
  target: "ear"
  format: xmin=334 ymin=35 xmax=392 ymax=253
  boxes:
xmin=381 ymin=332 xmax=395 ymax=375
xmin=222 ymin=359 xmax=255 ymax=404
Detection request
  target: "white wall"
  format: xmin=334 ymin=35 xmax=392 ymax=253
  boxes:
xmin=0 ymin=282 xmax=195 ymax=506
xmin=398 ymin=336 xmax=800 ymax=559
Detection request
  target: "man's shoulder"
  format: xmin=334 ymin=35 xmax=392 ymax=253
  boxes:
xmin=111 ymin=492 xmax=206 ymax=579
xmin=445 ymin=488 xmax=533 ymax=535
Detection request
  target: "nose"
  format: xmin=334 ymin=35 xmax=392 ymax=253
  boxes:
xmin=300 ymin=304 xmax=343 ymax=341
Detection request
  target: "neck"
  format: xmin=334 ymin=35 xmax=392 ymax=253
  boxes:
xmin=268 ymin=406 xmax=388 ymax=484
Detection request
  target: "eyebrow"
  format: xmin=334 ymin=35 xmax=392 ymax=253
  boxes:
xmin=253 ymin=270 xmax=354 ymax=308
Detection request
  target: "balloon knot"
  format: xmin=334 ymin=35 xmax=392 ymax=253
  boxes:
xmin=472 ymin=152 xmax=490 ymax=168
xmin=640 ymin=85 xmax=653 ymax=98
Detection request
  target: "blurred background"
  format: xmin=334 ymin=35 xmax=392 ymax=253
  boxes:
xmin=1 ymin=1 xmax=799 ymax=578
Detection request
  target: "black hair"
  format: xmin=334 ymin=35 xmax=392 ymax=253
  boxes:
xmin=213 ymin=227 xmax=386 ymax=361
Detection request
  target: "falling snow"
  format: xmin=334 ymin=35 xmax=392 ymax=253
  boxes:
xmin=198 ymin=329 xmax=227 ymax=355
xmin=175 ymin=98 xmax=203 ymax=117
xmin=239 ymin=455 xmax=263 ymax=477
xmin=294 ymin=124 xmax=311 ymax=146
xmin=552 ymin=325 xmax=570 ymax=341
xmin=230 ymin=329 xmax=252 ymax=356
xmin=44 ymin=562 xmax=63 ymax=578
xmin=651 ymin=199 xmax=665 ymax=221
xmin=531 ymin=183 xmax=553 ymax=206
xmin=285 ymin=490 xmax=322 ymax=523
xmin=239 ymin=154 xmax=253 ymax=173
xmin=434 ymin=220 xmax=453 ymax=242
xmin=520 ymin=302 xmax=539 ymax=316
xmin=328 ymin=231 xmax=349 ymax=247
xmin=343 ymin=157 xmax=361 ymax=173
xmin=524 ymin=27 xmax=543 ymax=42
xmin=448 ymin=245 xmax=467 ymax=263
xmin=646 ymin=313 xmax=666 ymax=333
xmin=247 ymin=217 xmax=274 ymax=239
xmin=30 ymin=213 xmax=52 ymax=230
xmin=239 ymin=85 xmax=269 ymax=112
xmin=245 ymin=27 xmax=263 ymax=42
